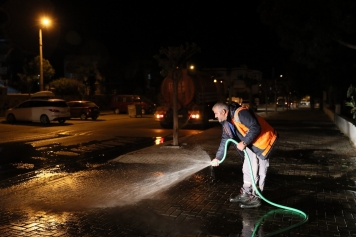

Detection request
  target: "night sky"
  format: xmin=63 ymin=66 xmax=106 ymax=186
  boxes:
xmin=0 ymin=0 xmax=287 ymax=78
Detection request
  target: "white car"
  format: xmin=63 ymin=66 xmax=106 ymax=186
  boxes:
xmin=6 ymin=99 xmax=71 ymax=124
xmin=299 ymin=100 xmax=310 ymax=107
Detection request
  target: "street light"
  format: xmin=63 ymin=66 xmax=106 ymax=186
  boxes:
xmin=39 ymin=18 xmax=50 ymax=91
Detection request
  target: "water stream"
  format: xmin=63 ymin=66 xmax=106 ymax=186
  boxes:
xmin=100 ymin=160 xmax=212 ymax=208
xmin=0 ymin=146 xmax=213 ymax=211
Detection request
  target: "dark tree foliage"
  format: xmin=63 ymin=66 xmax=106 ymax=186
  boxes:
xmin=346 ymin=85 xmax=356 ymax=120
xmin=17 ymin=56 xmax=55 ymax=93
xmin=259 ymin=0 xmax=356 ymax=66
xmin=49 ymin=78 xmax=85 ymax=96
xmin=258 ymin=0 xmax=356 ymax=91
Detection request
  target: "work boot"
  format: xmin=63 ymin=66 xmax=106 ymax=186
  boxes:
xmin=239 ymin=196 xmax=261 ymax=208
xmin=229 ymin=191 xmax=250 ymax=203
xmin=240 ymin=196 xmax=261 ymax=208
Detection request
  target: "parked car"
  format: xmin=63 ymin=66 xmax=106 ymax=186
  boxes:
xmin=6 ymin=99 xmax=70 ymax=124
xmin=276 ymin=98 xmax=287 ymax=108
xmin=110 ymin=94 xmax=156 ymax=114
xmin=66 ymin=101 xmax=100 ymax=120
xmin=299 ymin=100 xmax=310 ymax=107
xmin=30 ymin=90 xmax=55 ymax=99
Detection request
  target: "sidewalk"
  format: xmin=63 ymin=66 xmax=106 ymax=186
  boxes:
xmin=1 ymin=108 xmax=356 ymax=236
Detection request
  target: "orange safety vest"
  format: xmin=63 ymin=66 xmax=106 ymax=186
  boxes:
xmin=233 ymin=107 xmax=278 ymax=157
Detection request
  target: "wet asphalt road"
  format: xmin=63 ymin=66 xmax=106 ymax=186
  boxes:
xmin=0 ymin=113 xmax=207 ymax=184
xmin=0 ymin=135 xmax=160 ymax=185
xmin=1 ymin=108 xmax=356 ymax=236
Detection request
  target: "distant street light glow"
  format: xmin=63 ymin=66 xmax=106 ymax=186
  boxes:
xmin=42 ymin=18 xmax=50 ymax=26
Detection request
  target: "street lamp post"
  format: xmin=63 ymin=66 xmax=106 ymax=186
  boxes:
xmin=39 ymin=27 xmax=43 ymax=91
xmin=39 ymin=18 xmax=50 ymax=91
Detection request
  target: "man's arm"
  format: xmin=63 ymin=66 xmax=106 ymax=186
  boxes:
xmin=212 ymin=126 xmax=244 ymax=166
xmin=215 ymin=131 xmax=230 ymax=161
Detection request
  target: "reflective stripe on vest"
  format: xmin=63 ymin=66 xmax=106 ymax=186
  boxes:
xmin=233 ymin=107 xmax=277 ymax=156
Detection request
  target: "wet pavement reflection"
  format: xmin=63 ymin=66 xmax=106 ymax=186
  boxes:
xmin=0 ymin=136 xmax=168 ymax=183
xmin=0 ymin=145 xmax=214 ymax=236
xmin=1 ymin=109 xmax=356 ymax=236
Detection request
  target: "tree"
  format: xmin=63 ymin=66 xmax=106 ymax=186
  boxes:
xmin=49 ymin=78 xmax=86 ymax=98
xmin=65 ymin=56 xmax=103 ymax=96
xmin=258 ymin=0 xmax=356 ymax=107
xmin=154 ymin=43 xmax=200 ymax=146
xmin=17 ymin=56 xmax=55 ymax=93
xmin=259 ymin=0 xmax=356 ymax=68
xmin=96 ymin=59 xmax=125 ymax=94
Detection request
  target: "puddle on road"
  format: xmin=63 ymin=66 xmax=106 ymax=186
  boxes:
xmin=0 ymin=136 xmax=170 ymax=184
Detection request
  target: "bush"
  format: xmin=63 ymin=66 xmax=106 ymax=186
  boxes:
xmin=346 ymin=85 xmax=356 ymax=121
xmin=49 ymin=78 xmax=85 ymax=96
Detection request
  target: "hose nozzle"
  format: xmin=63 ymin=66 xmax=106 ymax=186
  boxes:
xmin=211 ymin=159 xmax=219 ymax=166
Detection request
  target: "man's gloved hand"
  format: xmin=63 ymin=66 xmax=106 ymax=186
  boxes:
xmin=211 ymin=158 xmax=220 ymax=167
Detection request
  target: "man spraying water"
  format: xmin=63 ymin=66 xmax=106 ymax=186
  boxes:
xmin=211 ymin=102 xmax=278 ymax=208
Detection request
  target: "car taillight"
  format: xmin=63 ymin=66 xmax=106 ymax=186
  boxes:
xmin=49 ymin=109 xmax=60 ymax=112
xmin=155 ymin=137 xmax=165 ymax=145
xmin=156 ymin=114 xmax=164 ymax=119
xmin=191 ymin=114 xmax=200 ymax=119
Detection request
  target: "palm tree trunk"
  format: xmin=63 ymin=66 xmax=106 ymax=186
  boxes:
xmin=172 ymin=69 xmax=179 ymax=146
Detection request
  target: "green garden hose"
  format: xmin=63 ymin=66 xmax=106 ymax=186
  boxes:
xmin=219 ymin=138 xmax=308 ymax=237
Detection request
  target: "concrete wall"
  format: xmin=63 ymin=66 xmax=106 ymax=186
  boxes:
xmin=334 ymin=115 xmax=356 ymax=148
xmin=324 ymin=105 xmax=356 ymax=147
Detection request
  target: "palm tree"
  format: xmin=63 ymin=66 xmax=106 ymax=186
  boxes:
xmin=154 ymin=43 xmax=200 ymax=146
